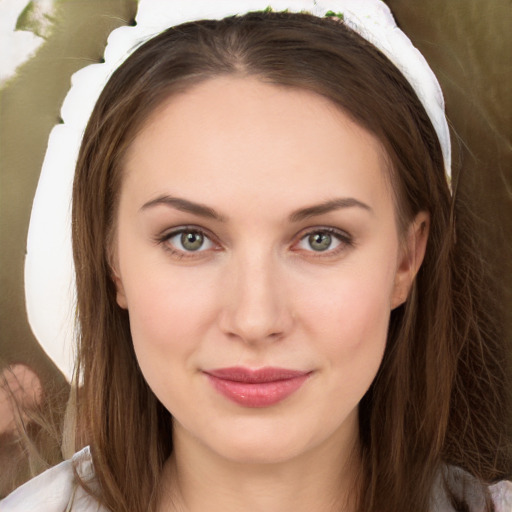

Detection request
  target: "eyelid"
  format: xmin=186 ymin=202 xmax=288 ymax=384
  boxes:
xmin=155 ymin=224 xmax=353 ymax=260
xmin=291 ymin=226 xmax=354 ymax=256
xmin=156 ymin=225 xmax=221 ymax=257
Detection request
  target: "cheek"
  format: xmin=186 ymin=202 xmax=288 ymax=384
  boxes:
xmin=123 ymin=266 xmax=221 ymax=413
xmin=318 ymin=291 xmax=388 ymax=416
xmin=124 ymin=266 xmax=219 ymax=355
xmin=301 ymin=262 xmax=395 ymax=343
xmin=294 ymin=254 xmax=397 ymax=393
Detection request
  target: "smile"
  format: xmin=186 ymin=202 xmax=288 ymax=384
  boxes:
xmin=204 ymin=367 xmax=311 ymax=408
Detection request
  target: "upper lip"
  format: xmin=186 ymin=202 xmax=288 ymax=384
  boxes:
xmin=204 ymin=367 xmax=310 ymax=383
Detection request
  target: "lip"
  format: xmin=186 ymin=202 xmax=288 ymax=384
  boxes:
xmin=204 ymin=367 xmax=311 ymax=408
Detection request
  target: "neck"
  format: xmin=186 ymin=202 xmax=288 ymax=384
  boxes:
xmin=157 ymin=412 xmax=361 ymax=512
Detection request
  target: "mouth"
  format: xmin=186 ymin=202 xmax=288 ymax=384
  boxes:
xmin=204 ymin=367 xmax=312 ymax=408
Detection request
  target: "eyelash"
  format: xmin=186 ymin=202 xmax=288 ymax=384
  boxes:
xmin=155 ymin=225 xmax=219 ymax=259
xmin=155 ymin=225 xmax=354 ymax=259
xmin=292 ymin=227 xmax=354 ymax=258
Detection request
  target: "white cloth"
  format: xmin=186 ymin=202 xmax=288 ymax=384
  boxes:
xmin=26 ymin=0 xmax=452 ymax=383
xmin=432 ymin=466 xmax=512 ymax=512
xmin=0 ymin=447 xmax=105 ymax=512
xmin=1 ymin=447 xmax=511 ymax=511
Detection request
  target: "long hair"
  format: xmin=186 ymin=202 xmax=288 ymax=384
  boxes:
xmin=71 ymin=12 xmax=511 ymax=511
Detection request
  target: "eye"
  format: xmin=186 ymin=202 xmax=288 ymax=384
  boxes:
xmin=162 ymin=227 xmax=216 ymax=254
xmin=304 ymin=232 xmax=336 ymax=252
xmin=295 ymin=228 xmax=352 ymax=254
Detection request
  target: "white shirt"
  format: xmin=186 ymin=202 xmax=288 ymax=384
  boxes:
xmin=1 ymin=447 xmax=511 ymax=511
xmin=0 ymin=447 xmax=105 ymax=512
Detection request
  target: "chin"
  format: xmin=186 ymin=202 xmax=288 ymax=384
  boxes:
xmin=217 ymin=438 xmax=307 ymax=465
xmin=201 ymin=416 xmax=324 ymax=465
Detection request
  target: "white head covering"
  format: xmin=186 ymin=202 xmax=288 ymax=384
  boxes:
xmin=24 ymin=0 xmax=451 ymax=380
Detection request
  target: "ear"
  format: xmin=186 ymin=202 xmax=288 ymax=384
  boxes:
xmin=112 ymin=269 xmax=128 ymax=310
xmin=391 ymin=211 xmax=430 ymax=309
xmin=109 ymin=252 xmax=128 ymax=309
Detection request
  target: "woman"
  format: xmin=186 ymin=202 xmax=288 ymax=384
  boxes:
xmin=2 ymin=1 xmax=511 ymax=511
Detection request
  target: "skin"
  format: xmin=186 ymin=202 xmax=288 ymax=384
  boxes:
xmin=0 ymin=364 xmax=42 ymax=434
xmin=113 ymin=76 xmax=429 ymax=512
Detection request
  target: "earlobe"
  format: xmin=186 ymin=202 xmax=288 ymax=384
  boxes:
xmin=391 ymin=212 xmax=430 ymax=309
xmin=108 ymin=246 xmax=128 ymax=309
xmin=112 ymin=268 xmax=128 ymax=309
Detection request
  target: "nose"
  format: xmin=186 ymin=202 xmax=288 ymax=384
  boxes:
xmin=217 ymin=250 xmax=294 ymax=344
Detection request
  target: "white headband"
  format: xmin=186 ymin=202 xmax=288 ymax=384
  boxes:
xmin=25 ymin=0 xmax=452 ymax=380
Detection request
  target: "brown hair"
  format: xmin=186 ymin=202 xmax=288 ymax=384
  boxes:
xmin=71 ymin=11 xmax=511 ymax=512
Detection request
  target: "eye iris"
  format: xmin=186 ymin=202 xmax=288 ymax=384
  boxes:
xmin=181 ymin=231 xmax=204 ymax=251
xmin=308 ymin=232 xmax=331 ymax=251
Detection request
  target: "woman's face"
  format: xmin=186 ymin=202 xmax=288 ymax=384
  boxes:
xmin=113 ymin=76 xmax=426 ymax=465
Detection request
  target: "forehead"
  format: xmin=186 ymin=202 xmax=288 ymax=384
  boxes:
xmin=121 ymin=76 xmax=393 ymax=218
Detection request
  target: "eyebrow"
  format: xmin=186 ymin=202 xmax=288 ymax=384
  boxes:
xmin=289 ymin=197 xmax=373 ymax=222
xmin=140 ymin=195 xmax=372 ymax=222
xmin=140 ymin=195 xmax=227 ymax=221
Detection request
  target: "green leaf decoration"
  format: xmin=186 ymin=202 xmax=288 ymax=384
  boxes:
xmin=263 ymin=6 xmax=289 ymax=14
xmin=325 ymin=11 xmax=344 ymax=20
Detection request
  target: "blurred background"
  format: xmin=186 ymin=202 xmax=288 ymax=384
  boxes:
xmin=0 ymin=0 xmax=510 ymax=495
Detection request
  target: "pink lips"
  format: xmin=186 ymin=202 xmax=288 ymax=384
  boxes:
xmin=205 ymin=367 xmax=311 ymax=408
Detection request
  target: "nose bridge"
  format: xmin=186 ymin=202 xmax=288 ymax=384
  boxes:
xmin=219 ymin=244 xmax=291 ymax=343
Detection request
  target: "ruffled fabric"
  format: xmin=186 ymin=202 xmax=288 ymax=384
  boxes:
xmin=491 ymin=480 xmax=512 ymax=512
xmin=0 ymin=447 xmax=105 ymax=512
xmin=26 ymin=0 xmax=452 ymax=383
xmin=431 ymin=465 xmax=512 ymax=512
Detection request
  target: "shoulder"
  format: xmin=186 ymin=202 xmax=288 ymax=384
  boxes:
xmin=431 ymin=465 xmax=512 ymax=512
xmin=0 ymin=446 xmax=106 ymax=512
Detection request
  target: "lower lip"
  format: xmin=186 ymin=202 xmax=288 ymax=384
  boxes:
xmin=206 ymin=373 xmax=310 ymax=408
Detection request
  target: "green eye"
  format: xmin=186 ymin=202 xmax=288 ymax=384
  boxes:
xmin=163 ymin=228 xmax=214 ymax=254
xmin=180 ymin=231 xmax=204 ymax=251
xmin=159 ymin=226 xmax=218 ymax=258
xmin=308 ymin=232 xmax=332 ymax=251
xmin=296 ymin=229 xmax=350 ymax=255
